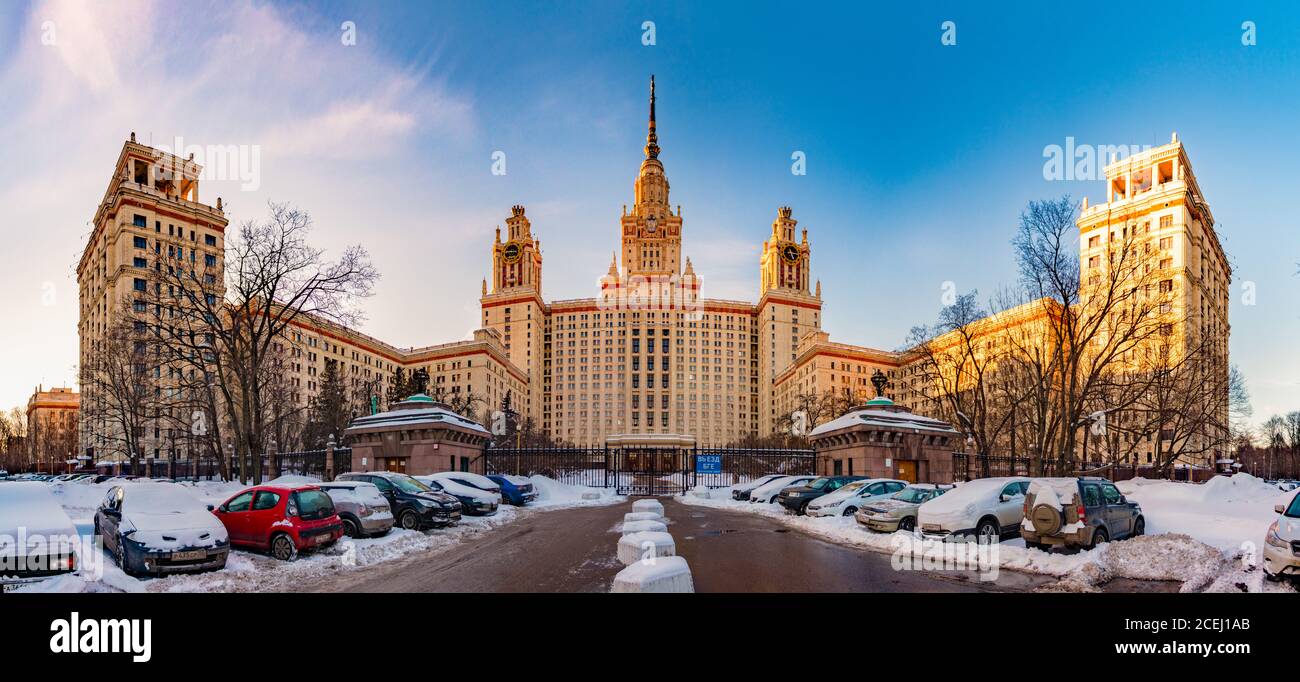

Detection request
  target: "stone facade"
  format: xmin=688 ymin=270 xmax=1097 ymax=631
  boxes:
xmin=26 ymin=386 xmax=80 ymax=472
xmin=808 ymin=397 xmax=961 ymax=484
xmin=343 ymin=395 xmax=492 ymax=476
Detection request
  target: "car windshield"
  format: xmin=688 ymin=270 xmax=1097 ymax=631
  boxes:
xmin=893 ymin=487 xmax=931 ymax=503
xmin=292 ymin=490 xmax=334 ymax=520
xmin=808 ymin=478 xmax=831 ymax=490
xmin=392 ymin=475 xmax=433 ymax=494
xmin=1286 ymin=494 xmax=1300 ymax=518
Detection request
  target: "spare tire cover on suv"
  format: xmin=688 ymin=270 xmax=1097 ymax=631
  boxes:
xmin=1030 ymin=503 xmax=1063 ymax=535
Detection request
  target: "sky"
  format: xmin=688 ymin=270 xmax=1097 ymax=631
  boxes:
xmin=0 ymin=0 xmax=1297 ymax=429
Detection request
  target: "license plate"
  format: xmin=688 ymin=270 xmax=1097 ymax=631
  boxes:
xmin=315 ymin=534 xmax=331 ymax=545
xmin=171 ymin=550 xmax=205 ymax=561
xmin=923 ymin=523 xmax=941 ymax=531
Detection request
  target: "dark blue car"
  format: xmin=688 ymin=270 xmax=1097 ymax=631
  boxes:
xmin=487 ymin=474 xmax=538 ymax=506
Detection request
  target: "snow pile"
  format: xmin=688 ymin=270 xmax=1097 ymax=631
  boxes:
xmin=264 ymin=475 xmax=321 ymax=486
xmin=1118 ymin=474 xmax=1293 ymax=552
xmin=1041 ymin=534 xmax=1227 ymax=593
xmin=611 ymin=556 xmax=694 ymax=593
xmin=527 ymin=475 xmax=624 ymax=508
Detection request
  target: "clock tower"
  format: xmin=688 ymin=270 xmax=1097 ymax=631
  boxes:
xmin=757 ymin=205 xmax=822 ymax=436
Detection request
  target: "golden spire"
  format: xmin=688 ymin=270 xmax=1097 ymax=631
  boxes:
xmin=645 ymin=75 xmax=660 ymax=159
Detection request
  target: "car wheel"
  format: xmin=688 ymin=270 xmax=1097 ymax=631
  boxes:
xmin=842 ymin=506 xmax=858 ymax=517
xmin=1263 ymin=569 xmax=1283 ymax=583
xmin=400 ymin=510 xmax=420 ymax=531
xmin=975 ymin=518 xmax=1000 ymax=543
xmin=341 ymin=517 xmax=360 ymax=538
xmin=1025 ymin=541 xmax=1047 ymax=552
xmin=899 ymin=516 xmax=916 ymax=532
xmin=271 ymin=533 xmax=297 ymax=561
xmin=1132 ymin=517 xmax=1145 ymax=537
xmin=1088 ymin=527 xmax=1110 ymax=549
xmin=114 ymin=535 xmax=131 ymax=575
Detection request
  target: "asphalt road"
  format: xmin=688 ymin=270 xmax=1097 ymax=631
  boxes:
xmin=310 ymin=498 xmax=1060 ymax=593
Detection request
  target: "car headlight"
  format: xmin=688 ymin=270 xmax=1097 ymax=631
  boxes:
xmin=1266 ymin=521 xmax=1289 ymax=549
xmin=787 ymin=492 xmax=801 ymax=498
xmin=418 ymin=498 xmax=436 ymax=508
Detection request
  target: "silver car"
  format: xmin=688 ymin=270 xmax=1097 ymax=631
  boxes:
xmin=317 ymin=481 xmax=394 ymax=538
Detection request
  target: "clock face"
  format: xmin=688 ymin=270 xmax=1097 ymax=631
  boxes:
xmin=502 ymin=241 xmax=522 ymax=263
xmin=782 ymin=244 xmax=800 ymax=263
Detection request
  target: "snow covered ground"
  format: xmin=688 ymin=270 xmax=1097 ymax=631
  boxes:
xmin=13 ymin=475 xmax=622 ymax=593
xmin=679 ymin=474 xmax=1299 ymax=593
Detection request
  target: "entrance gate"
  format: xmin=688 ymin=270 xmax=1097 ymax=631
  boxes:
xmin=481 ymin=446 xmax=816 ymax=496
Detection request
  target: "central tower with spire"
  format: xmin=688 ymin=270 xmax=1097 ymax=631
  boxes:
xmin=620 ymin=75 xmax=684 ymax=278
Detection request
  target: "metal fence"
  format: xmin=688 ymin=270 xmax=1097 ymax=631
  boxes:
xmin=952 ymin=453 xmax=1216 ymax=482
xmin=482 ymin=446 xmax=816 ymax=495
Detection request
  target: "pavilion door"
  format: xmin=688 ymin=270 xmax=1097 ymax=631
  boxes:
xmin=896 ymin=460 xmax=917 ymax=483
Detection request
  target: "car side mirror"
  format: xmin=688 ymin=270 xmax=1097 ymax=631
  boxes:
xmin=999 ymin=494 xmax=1010 ymax=502
xmin=207 ymin=504 xmax=216 ymax=512
xmin=1276 ymin=504 xmax=1286 ymax=514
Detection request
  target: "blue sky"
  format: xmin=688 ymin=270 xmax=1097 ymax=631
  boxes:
xmin=0 ymin=1 xmax=1297 ymax=428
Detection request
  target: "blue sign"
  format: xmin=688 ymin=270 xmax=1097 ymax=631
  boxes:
xmin=695 ymin=454 xmax=722 ymax=474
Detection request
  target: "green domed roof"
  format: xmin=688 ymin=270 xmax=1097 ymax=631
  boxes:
xmin=863 ymin=396 xmax=894 ymax=407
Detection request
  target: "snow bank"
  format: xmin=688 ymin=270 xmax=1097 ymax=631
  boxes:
xmin=611 ymin=556 xmax=694 ymax=593
xmin=527 ymin=475 xmax=624 ymax=508
xmin=1117 ymin=474 xmax=1294 ymax=552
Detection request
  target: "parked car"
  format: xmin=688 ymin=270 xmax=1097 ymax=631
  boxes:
xmin=487 ymin=474 xmax=538 ymax=506
xmin=749 ymin=475 xmax=816 ymax=504
xmin=1263 ymin=490 xmax=1300 ymax=581
xmin=1020 ymin=477 xmax=1145 ymax=550
xmin=731 ymin=474 xmax=793 ymax=501
xmin=918 ymin=476 xmax=1029 ymax=542
xmin=804 ymin=478 xmax=907 ymax=517
xmin=1277 ymin=480 xmax=1299 ymax=492
xmin=0 ymin=482 xmax=78 ymax=586
xmin=335 ymin=472 xmax=461 ymax=530
xmin=316 ymin=481 xmax=394 ymax=538
xmin=856 ymin=484 xmax=954 ymax=532
xmin=95 ymin=482 xmax=230 ymax=576
xmin=209 ymin=484 xmax=343 ymax=561
xmin=415 ymin=474 xmax=500 ymax=516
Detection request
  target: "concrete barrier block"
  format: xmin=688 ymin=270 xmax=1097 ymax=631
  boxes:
xmin=616 ymin=530 xmax=676 ymax=566
xmin=620 ymin=519 xmax=668 ymax=535
xmin=631 ymin=499 xmax=665 ymax=516
xmin=610 ymin=555 xmax=694 ymax=593
xmin=623 ymin=511 xmax=663 ymax=524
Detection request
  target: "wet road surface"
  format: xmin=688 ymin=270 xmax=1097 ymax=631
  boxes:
xmin=312 ymin=498 xmax=1069 ymax=593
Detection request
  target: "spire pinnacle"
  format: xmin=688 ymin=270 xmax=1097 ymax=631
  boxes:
xmin=645 ymin=74 xmax=660 ymax=159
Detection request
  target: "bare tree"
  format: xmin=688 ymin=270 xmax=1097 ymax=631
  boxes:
xmin=140 ymin=202 xmax=377 ymax=483
xmin=79 ymin=311 xmax=159 ymax=473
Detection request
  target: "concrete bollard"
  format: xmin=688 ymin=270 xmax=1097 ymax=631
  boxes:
xmin=616 ymin=531 xmax=676 ymax=566
xmin=623 ymin=511 xmax=663 ymax=524
xmin=631 ymin=498 xmax=665 ymax=516
xmin=610 ymin=555 xmax=694 ymax=593
xmin=620 ymin=519 xmax=668 ymax=536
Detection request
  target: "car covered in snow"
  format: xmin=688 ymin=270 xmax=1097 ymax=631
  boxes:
xmin=748 ymin=475 xmax=816 ymax=504
xmin=336 ymin=472 xmax=461 ymax=530
xmin=1019 ymin=477 xmax=1144 ymax=550
xmin=316 ymin=481 xmax=394 ymax=538
xmin=1263 ymin=490 xmax=1300 ymax=581
xmin=0 ymin=482 xmax=79 ymax=585
xmin=209 ymin=484 xmax=343 ymax=561
xmin=730 ymin=474 xmax=789 ymax=501
xmin=804 ymin=478 xmax=908 ymax=517
xmin=487 ymin=474 xmax=537 ymax=506
xmin=95 ymin=482 xmax=230 ymax=576
xmin=415 ymin=473 xmax=500 ymax=515
xmin=855 ymin=483 xmax=954 ymax=532
xmin=917 ymin=476 xmax=1029 ymax=542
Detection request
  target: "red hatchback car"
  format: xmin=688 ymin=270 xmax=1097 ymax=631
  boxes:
xmin=209 ymin=484 xmax=344 ymax=560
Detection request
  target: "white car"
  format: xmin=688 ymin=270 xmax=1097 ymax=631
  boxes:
xmin=1264 ymin=490 xmax=1300 ymax=581
xmin=0 ymin=482 xmax=80 ymax=585
xmin=731 ymin=474 xmax=790 ymax=501
xmin=415 ymin=473 xmax=501 ymax=515
xmin=917 ymin=476 xmax=1029 ymax=542
xmin=748 ymin=475 xmax=815 ymax=504
xmin=806 ymin=478 xmax=909 ymax=517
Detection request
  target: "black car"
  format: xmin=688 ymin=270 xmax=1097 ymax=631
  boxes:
xmin=777 ymin=476 xmax=865 ymax=514
xmin=94 ymin=483 xmax=229 ymax=577
xmin=336 ymin=471 xmax=461 ymax=530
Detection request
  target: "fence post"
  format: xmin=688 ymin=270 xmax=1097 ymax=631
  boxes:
xmin=325 ymin=435 xmax=335 ymax=482
xmin=267 ymin=439 xmax=279 ymax=480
